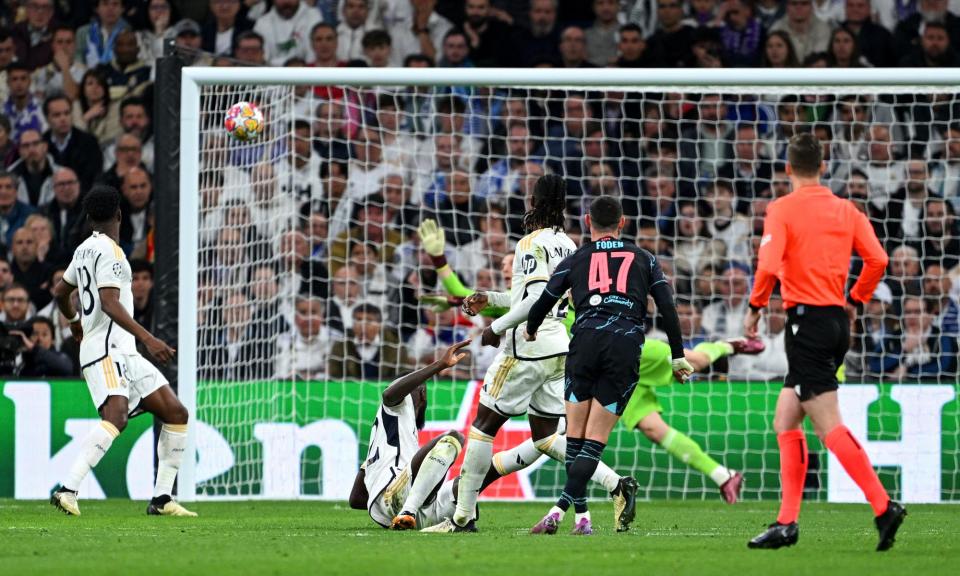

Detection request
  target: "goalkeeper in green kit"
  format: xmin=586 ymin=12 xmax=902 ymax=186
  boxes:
xmin=418 ymin=219 xmax=760 ymax=504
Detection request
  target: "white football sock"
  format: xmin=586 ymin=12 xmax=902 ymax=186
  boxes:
xmin=453 ymin=427 xmax=494 ymax=526
xmin=549 ymin=505 xmax=565 ymax=521
xmin=154 ymin=423 xmax=188 ymax=498
xmin=401 ymin=435 xmax=461 ymax=514
xmin=709 ymin=465 xmax=733 ymax=487
xmin=63 ymin=421 xmax=119 ymax=492
xmin=575 ymin=510 xmax=591 ymax=524
xmin=491 ymin=438 xmax=543 ymax=476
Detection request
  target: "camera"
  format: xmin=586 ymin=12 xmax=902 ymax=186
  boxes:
xmin=0 ymin=322 xmax=31 ymax=372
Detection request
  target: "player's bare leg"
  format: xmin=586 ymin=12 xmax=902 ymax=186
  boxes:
xmin=802 ymin=391 xmax=906 ymax=551
xmin=393 ymin=431 xmax=463 ymax=530
xmin=52 ymin=396 xmax=129 ymax=516
xmin=139 ymin=386 xmax=196 ymax=517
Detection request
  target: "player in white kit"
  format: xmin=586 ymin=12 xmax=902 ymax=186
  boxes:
xmin=49 ymin=185 xmax=195 ymax=517
xmin=348 ymin=340 xmax=472 ymax=529
xmin=424 ymin=175 xmax=637 ymax=533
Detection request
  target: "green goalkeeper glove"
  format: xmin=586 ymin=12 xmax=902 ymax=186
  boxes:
xmin=419 ymin=219 xmax=446 ymax=257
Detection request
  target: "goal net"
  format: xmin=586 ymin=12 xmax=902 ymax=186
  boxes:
xmin=178 ymin=68 xmax=959 ymax=503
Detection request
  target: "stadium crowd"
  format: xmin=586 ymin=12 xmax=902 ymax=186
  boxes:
xmin=0 ymin=0 xmax=955 ymax=384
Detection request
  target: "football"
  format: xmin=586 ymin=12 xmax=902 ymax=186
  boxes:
xmin=224 ymin=101 xmax=264 ymax=141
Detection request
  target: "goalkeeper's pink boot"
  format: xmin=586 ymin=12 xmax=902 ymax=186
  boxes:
xmin=530 ymin=512 xmax=560 ymax=535
xmin=727 ymin=338 xmax=765 ymax=355
xmin=571 ymin=517 xmax=593 ymax=536
xmin=720 ymin=471 xmax=744 ymax=504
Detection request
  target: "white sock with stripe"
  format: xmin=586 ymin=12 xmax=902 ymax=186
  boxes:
xmin=453 ymin=427 xmax=494 ymax=526
xmin=153 ymin=423 xmax=188 ymax=498
xmin=401 ymin=435 xmax=461 ymax=515
xmin=492 ymin=435 xmax=622 ymax=492
xmin=63 ymin=421 xmax=120 ymax=492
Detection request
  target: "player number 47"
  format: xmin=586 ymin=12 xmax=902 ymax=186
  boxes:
xmin=588 ymin=251 xmax=634 ymax=294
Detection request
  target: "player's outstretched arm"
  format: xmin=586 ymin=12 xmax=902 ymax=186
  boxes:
xmin=381 ymin=339 xmax=471 ymax=407
xmin=53 ymin=278 xmax=83 ymax=343
xmin=99 ymin=287 xmax=176 ymax=364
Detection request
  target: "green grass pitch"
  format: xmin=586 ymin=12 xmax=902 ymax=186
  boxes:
xmin=2 ymin=499 xmax=956 ymax=576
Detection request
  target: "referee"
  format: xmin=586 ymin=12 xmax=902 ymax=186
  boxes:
xmin=744 ymin=133 xmax=906 ymax=551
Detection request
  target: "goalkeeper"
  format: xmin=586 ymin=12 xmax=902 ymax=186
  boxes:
xmin=418 ymin=219 xmax=759 ymax=503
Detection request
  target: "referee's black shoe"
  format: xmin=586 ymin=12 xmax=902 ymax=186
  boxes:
xmin=875 ymin=501 xmax=907 ymax=552
xmin=747 ymin=522 xmax=799 ymax=549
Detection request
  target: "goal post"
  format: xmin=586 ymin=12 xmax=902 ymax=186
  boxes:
xmin=177 ymin=67 xmax=960 ymax=502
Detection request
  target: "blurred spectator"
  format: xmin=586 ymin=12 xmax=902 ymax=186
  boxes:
xmin=0 ymin=115 xmax=15 ymax=167
xmin=886 ymin=244 xmax=923 ymax=298
xmin=514 ymin=0 xmax=561 ymax=66
xmin=433 ymin=169 xmax=479 ymax=245
xmin=199 ymin=291 xmax=277 ymax=381
xmin=842 ymin=0 xmax=897 ymax=67
xmin=278 ymin=120 xmax=322 ymax=204
xmin=875 ymin=159 xmax=933 ymax=244
xmin=0 ymin=283 xmax=31 ymax=323
xmin=11 ymin=316 xmax=74 ymax=377
xmin=544 ymin=94 xmax=590 ymax=193
xmin=931 ymin=121 xmax=960 ymax=211
xmin=76 ymin=0 xmax=130 ymax=68
xmin=131 ymin=258 xmax=153 ymax=328
xmin=329 ymin=302 xmax=407 ymax=379
xmin=703 ymin=180 xmax=751 ymax=261
xmin=826 ymin=25 xmax=870 ymax=67
xmin=719 ymin=0 xmax=764 ymax=67
xmin=558 ymin=25 xmax=595 ymax=68
xmin=202 ymin=0 xmax=251 ymax=56
xmin=137 ymin=0 xmax=174 ymax=64
xmin=275 ymin=295 xmax=334 ymax=380
xmin=760 ymin=29 xmax=799 ymax=67
xmin=0 ymin=257 xmax=11 ymax=293
xmin=102 ymin=132 xmax=146 ymax=191
xmin=44 ymin=94 xmax=104 ymax=191
xmin=729 ymin=294 xmax=789 ymax=379
xmin=462 ymin=0 xmax=514 ymax=67
xmin=676 ymin=299 xmax=708 ymax=348
xmin=377 ymin=94 xmax=419 ymax=176
xmin=234 ymin=30 xmax=266 ymax=65
xmin=382 ymin=0 xmax=452 ymax=67
xmin=4 ymin=63 xmax=46 ymax=142
xmin=25 ymin=213 xmax=62 ymax=265
xmin=10 ymin=129 xmax=57 ymax=206
xmin=0 ymin=29 xmax=14 ymax=105
xmin=812 ymin=0 xmax=846 ymax=25
xmin=277 ymin=228 xmax=328 ymax=302
xmin=894 ymin=0 xmax=960 ymax=56
xmin=689 ymin=26 xmax=726 ymax=68
xmin=476 ymin=122 xmax=538 ymax=202
xmin=308 ymin=22 xmax=341 ymax=70
xmin=119 ymin=166 xmax=152 ymax=255
xmin=313 ymin=100 xmax=349 ymax=161
xmin=102 ymin=98 xmax=153 ymax=173
xmin=380 ymin=173 xmax=418 ymax=233
xmin=439 ymin=29 xmax=472 ymax=67
xmin=717 ymin=123 xmax=774 ymax=208
xmin=172 ymin=18 xmax=206 ymax=59
xmin=614 ymin=23 xmax=650 ymax=66
xmin=42 ymin=168 xmax=84 ymax=260
xmin=362 ymin=28 xmax=392 ymax=67
xmin=73 ymin=68 xmax=121 ymax=146
xmin=11 ymin=227 xmax=52 ymax=309
xmin=351 ymin=240 xmax=388 ymax=296
xmin=0 ymin=171 xmax=35 ymax=248
xmin=416 ymin=131 xmax=458 ymax=204
xmin=914 ymin=197 xmax=960 ymax=271
xmin=33 ymin=26 xmax=85 ymax=102
xmin=254 ymin=0 xmax=323 ymax=66
xmin=640 ymin=170 xmax=678 ymax=232
xmin=451 ymin=216 xmax=509 ymax=284
xmin=924 ymin=263 xmax=960 ymax=338
xmin=886 ymin=295 xmax=958 ymax=378
xmin=646 ymin=0 xmax=696 ymax=67
xmin=103 ymin=28 xmax=151 ymax=102
xmin=585 ymin=0 xmax=620 ymax=66
xmin=13 ymin=0 xmax=56 ymax=71
xmin=337 ymin=0 xmax=373 ymax=62
xmin=318 ymin=160 xmax=350 ymax=236
xmin=899 ymin=20 xmax=960 ymax=66
xmin=348 ymin=127 xmax=395 ymax=201
xmin=678 ymin=93 xmax=733 ymax=194
xmin=769 ymin=0 xmax=831 ymax=61
xmin=701 ymin=262 xmax=751 ymax=340
xmin=330 ymin=197 xmax=402 ymax=273
xmin=328 ymin=262 xmax=362 ymax=333
xmin=672 ymin=200 xmax=726 ymax=283
xmin=857 ymin=124 xmax=903 ymax=210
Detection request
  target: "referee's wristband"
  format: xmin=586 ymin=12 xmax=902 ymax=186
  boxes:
xmin=749 ymin=304 xmax=763 ymax=313
xmin=67 ymin=312 xmax=81 ymax=324
xmin=846 ymin=295 xmax=863 ymax=311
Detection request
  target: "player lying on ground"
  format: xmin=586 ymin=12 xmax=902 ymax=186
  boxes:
xmin=348 ymin=340 xmax=472 ymax=529
xmin=419 ymin=218 xmax=753 ymax=506
xmin=525 ymin=196 xmax=690 ymax=535
xmin=347 ymin=339 xmax=631 ymax=531
xmin=50 ymin=185 xmax=194 ymax=517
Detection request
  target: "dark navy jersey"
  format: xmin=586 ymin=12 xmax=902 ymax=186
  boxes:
xmin=526 ymin=235 xmax=684 ymax=359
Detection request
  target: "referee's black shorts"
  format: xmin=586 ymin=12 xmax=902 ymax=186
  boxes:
xmin=783 ymin=305 xmax=849 ymax=401
xmin=564 ymin=330 xmax=642 ymax=415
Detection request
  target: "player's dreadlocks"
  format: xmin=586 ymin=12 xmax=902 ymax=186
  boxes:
xmin=83 ymin=185 xmax=122 ymax=224
xmin=522 ymin=174 xmax=566 ymax=232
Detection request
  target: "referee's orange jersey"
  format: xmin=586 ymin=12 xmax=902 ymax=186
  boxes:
xmin=749 ymin=185 xmax=889 ymax=310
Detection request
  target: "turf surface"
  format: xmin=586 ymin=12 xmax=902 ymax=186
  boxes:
xmin=2 ymin=499 xmax=954 ymax=576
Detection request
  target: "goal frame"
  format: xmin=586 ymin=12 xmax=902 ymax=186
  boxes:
xmin=177 ymin=66 xmax=960 ymax=501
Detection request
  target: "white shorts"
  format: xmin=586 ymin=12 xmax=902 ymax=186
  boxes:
xmin=480 ymin=353 xmax=566 ymax=418
xmin=368 ymin=465 xmax=411 ymax=528
xmin=81 ymin=352 xmax=168 ymax=414
xmin=368 ymin=468 xmax=457 ymax=530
